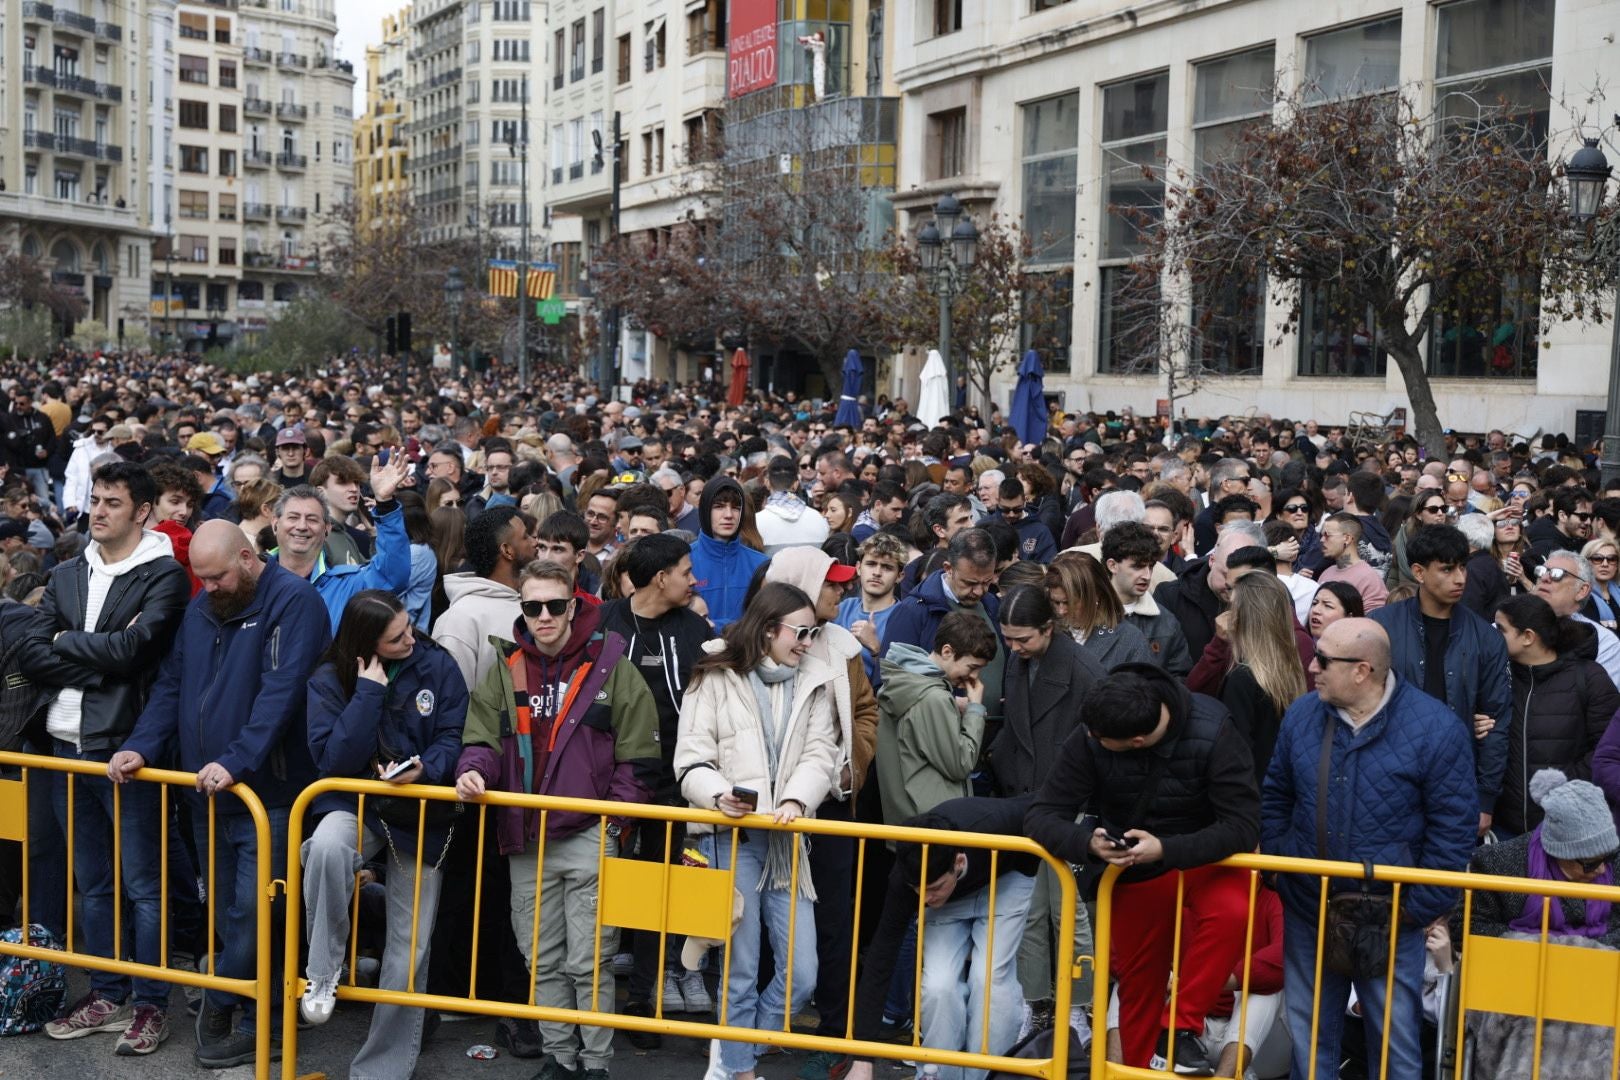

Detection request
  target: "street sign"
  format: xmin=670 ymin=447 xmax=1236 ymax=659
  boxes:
xmin=537 ymin=297 xmax=567 ymax=324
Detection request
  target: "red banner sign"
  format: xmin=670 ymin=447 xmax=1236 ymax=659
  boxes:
xmin=728 ymin=0 xmax=776 ymax=99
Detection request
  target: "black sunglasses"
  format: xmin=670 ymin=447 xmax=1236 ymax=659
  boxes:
xmin=521 ymin=598 xmax=572 ymax=618
xmin=1579 ymin=853 xmax=1617 ymax=873
xmin=1315 ymin=650 xmax=1367 ymax=668
xmin=1281 ymin=502 xmax=1309 ymax=514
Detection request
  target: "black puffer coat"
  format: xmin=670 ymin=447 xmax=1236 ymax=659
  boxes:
xmin=1494 ymin=624 xmax=1620 ymax=836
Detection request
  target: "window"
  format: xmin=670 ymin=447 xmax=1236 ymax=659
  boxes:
xmin=179 ymin=145 xmax=208 ymax=173
xmin=491 ymin=159 xmax=521 ymax=185
xmin=219 ymin=149 xmax=236 ymax=176
xmin=1021 ymin=92 xmax=1078 ymax=264
xmin=1191 ymin=47 xmax=1274 ymax=375
xmin=178 ymin=55 xmax=208 ymax=85
xmin=179 ymin=100 xmax=208 ymax=129
xmin=571 ymin=18 xmax=585 ymax=81
xmin=554 ymin=28 xmax=566 ymax=88
xmin=927 ymin=107 xmax=966 ymax=181
xmin=1304 ymin=16 xmax=1401 ymax=101
xmin=219 ymin=105 xmax=237 ymax=133
xmin=1298 ymin=281 xmax=1388 ymax=377
xmin=591 ymin=9 xmax=604 ymax=72
xmin=492 ymin=0 xmax=529 ymax=19
xmin=218 ymin=192 xmax=237 ymax=221
xmin=569 ymin=116 xmax=584 ymax=173
xmin=219 ymin=60 xmax=237 ymax=88
xmin=54 ymin=44 xmax=78 ymax=79
xmin=1097 ymin=72 xmax=1168 ymax=373
xmin=617 ymin=33 xmax=632 ymax=84
xmin=178 ymin=189 xmax=208 ymax=219
xmin=55 ymin=170 xmax=80 ymax=201
xmin=644 ymin=20 xmax=665 ymax=70
xmin=493 ymin=78 xmax=528 ymax=102
xmin=1428 ymin=0 xmax=1554 ymax=379
xmin=178 ymin=11 xmax=207 ymax=40
xmin=641 ymin=130 xmax=652 ymax=176
xmin=179 ymin=234 xmax=209 ymax=262
xmin=590 ymin=110 xmax=605 ymax=170
xmin=654 ymin=126 xmax=665 ymax=173
xmin=687 ymin=0 xmax=722 ymax=54
xmin=933 ymin=0 xmax=962 ymax=36
xmin=214 ymin=16 xmax=231 ymax=44
xmin=218 ymin=237 xmax=237 ymax=266
xmin=1023 ymin=272 xmax=1073 ymax=373
xmin=550 ymin=122 xmax=565 ymax=180
xmin=494 ymin=38 xmax=529 ymax=61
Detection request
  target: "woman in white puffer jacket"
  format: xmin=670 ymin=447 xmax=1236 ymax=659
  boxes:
xmin=675 ymin=580 xmax=838 ymax=1080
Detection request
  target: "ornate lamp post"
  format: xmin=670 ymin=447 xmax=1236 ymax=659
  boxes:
xmin=915 ymin=192 xmax=978 ymax=402
xmin=1565 ymin=135 xmax=1617 ymax=484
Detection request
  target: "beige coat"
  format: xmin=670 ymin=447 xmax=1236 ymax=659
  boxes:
xmin=674 ymin=641 xmax=839 ymax=834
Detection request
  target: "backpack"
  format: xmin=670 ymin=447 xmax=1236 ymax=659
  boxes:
xmin=0 ymin=924 xmax=68 ymax=1035
xmin=987 ymin=1024 xmax=1092 ymax=1079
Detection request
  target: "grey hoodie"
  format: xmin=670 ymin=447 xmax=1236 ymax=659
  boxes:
xmin=434 ymin=572 xmax=521 ymax=690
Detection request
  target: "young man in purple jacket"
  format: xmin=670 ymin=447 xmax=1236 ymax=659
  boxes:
xmin=454 ymin=558 xmax=659 ymax=1080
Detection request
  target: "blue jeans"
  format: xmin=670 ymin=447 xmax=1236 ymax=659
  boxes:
xmin=918 ymin=871 xmax=1035 ymax=1080
xmin=1282 ymin=906 xmax=1425 ymax=1080
xmin=702 ymin=829 xmax=817 ymax=1074
xmin=50 ymin=740 xmax=167 ymax=1006
xmin=24 ymin=467 xmax=52 ymax=507
xmin=192 ymin=800 xmax=289 ymax=1034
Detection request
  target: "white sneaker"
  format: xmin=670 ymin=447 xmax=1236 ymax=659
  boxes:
xmin=662 ymin=969 xmax=688 ymax=1013
xmin=1069 ymin=1006 xmax=1092 ymax=1048
xmin=1017 ymin=1000 xmax=1036 ymax=1043
xmin=299 ymin=973 xmax=339 ymax=1026
xmin=679 ymin=969 xmax=714 ymax=1013
xmin=611 ymin=951 xmax=634 ymax=977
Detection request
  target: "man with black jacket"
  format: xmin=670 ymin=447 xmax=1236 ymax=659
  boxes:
xmin=5 ymin=387 xmax=58 ymax=506
xmin=596 ymin=533 xmax=714 ymax=1042
xmin=843 ymin=795 xmax=1041 ymax=1080
xmin=1026 ymin=664 xmax=1260 ymax=1077
xmin=32 ymin=461 xmax=191 ymax=1055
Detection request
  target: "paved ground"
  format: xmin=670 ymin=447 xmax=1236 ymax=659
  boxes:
xmin=0 ymin=971 xmax=916 ymax=1079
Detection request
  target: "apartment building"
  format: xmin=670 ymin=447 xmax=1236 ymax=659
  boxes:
xmin=355 ymin=7 xmax=411 ymax=233
xmin=404 ymin=0 xmax=468 ymax=241
xmin=0 ymin=0 xmax=159 ymax=341
xmin=234 ymin=0 xmax=353 ymax=336
xmin=892 ymin=0 xmax=1617 ymax=435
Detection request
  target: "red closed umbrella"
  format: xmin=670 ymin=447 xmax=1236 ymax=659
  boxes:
xmin=727 ymin=348 xmax=751 ymax=406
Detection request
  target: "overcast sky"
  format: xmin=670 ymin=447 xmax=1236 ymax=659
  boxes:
xmin=335 ymin=0 xmax=400 ymax=110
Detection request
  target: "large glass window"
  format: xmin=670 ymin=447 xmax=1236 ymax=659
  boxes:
xmin=1298 ymin=283 xmax=1389 ymax=377
xmin=1020 ymin=92 xmax=1078 ymax=265
xmin=1305 ymin=16 xmax=1401 ymax=100
xmin=1192 ymin=46 xmax=1273 ymax=375
xmin=1023 ymin=271 xmax=1073 ymax=373
xmin=1097 ymin=71 xmax=1167 ymax=373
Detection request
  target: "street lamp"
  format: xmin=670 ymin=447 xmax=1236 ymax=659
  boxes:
xmin=1566 ymin=134 xmax=1618 ymax=484
xmin=444 ymin=265 xmax=465 ymax=375
xmin=914 ymin=192 xmax=978 ymax=407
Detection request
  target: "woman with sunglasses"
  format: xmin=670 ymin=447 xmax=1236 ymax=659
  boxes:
xmin=674 ymin=582 xmax=838 ymax=1080
xmin=1581 ymin=538 xmax=1620 ymax=633
xmin=299 ymin=591 xmax=469 ymax=1076
xmin=1385 ymin=491 xmax=1447 ymax=591
xmin=1469 ymin=770 xmax=1620 ymax=1076
xmin=1489 ymin=594 xmax=1620 ymax=840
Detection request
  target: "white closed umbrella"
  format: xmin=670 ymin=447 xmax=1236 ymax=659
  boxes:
xmin=917 ymin=348 xmax=950 ymax=428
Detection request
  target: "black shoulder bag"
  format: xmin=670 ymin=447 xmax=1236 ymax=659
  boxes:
xmin=1317 ymin=713 xmax=1393 ymax=979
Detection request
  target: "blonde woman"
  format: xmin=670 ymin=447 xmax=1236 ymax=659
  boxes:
xmin=1219 ymin=573 xmax=1308 ymax=779
xmin=1582 ymin=537 xmax=1620 ymax=633
xmin=1044 ymin=551 xmax=1156 ymax=670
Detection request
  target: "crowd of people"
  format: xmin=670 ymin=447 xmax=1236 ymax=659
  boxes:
xmin=2 ymin=347 xmax=1620 ymax=1080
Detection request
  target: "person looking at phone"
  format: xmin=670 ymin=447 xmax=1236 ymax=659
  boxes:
xmin=454 ymin=559 xmax=659 ymax=1080
xmin=1025 ymin=665 xmax=1260 ymax=1076
xmin=297 ymin=590 xmax=468 ymax=1077
xmin=673 ymin=582 xmax=839 ymax=1080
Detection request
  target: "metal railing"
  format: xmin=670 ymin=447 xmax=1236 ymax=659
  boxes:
xmin=275 ymin=151 xmax=307 ymax=169
xmin=275 ymin=102 xmax=307 ymax=119
xmin=243 ymin=97 xmax=272 ymax=115
xmin=242 ymin=45 xmax=272 ymax=64
xmin=244 ymin=148 xmax=272 ymax=167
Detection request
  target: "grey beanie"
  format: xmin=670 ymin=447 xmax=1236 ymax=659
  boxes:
xmin=1531 ymin=768 xmax=1619 ymax=860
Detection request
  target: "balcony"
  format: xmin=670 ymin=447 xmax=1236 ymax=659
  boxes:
xmin=275 ymin=151 xmax=307 ymax=170
xmin=419 ymin=185 xmax=461 ymax=206
xmin=243 ymin=46 xmax=271 ymax=65
xmin=275 ymin=52 xmax=306 ymax=69
xmin=242 ymin=201 xmax=272 ymax=220
xmin=243 ymin=97 xmax=271 ymax=116
xmin=244 ymin=148 xmax=272 ymax=168
xmin=276 ymin=205 xmax=308 ymax=221
xmin=26 ymin=68 xmax=123 ymax=102
xmin=244 ymin=251 xmax=318 ymax=271
xmin=428 ymin=67 xmax=462 ymax=88
xmin=95 ymin=20 xmax=121 ymax=41
xmin=36 ymin=134 xmax=121 ymax=161
xmin=275 ymin=102 xmax=307 ymax=120
xmin=21 ymin=1 xmax=54 ymax=21
xmin=52 ymin=9 xmax=96 ymax=33
xmin=569 ymin=162 xmax=583 ymax=179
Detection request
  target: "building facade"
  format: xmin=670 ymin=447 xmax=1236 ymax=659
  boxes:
xmin=889 ymin=0 xmax=1616 ymax=435
xmin=0 ymin=0 xmax=162 ymax=342
xmin=355 ymin=6 xmax=410 ymax=233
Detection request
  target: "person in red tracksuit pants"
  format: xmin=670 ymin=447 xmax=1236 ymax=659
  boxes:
xmin=1026 ymin=663 xmax=1260 ymax=1076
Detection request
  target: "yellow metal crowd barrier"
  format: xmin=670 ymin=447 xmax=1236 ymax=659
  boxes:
xmin=280 ymin=777 xmax=1082 ymax=1080
xmin=1091 ymin=852 xmax=1620 ymax=1080
xmin=0 ymin=748 xmax=279 ymax=1080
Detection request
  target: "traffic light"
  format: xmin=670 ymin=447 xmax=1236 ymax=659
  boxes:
xmin=398 ymin=312 xmax=412 ymax=353
xmin=385 ymin=316 xmax=397 ymax=354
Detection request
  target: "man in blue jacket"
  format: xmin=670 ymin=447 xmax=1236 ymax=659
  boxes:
xmin=1261 ymin=617 xmax=1476 ymax=1080
xmin=268 ymin=451 xmax=413 ymax=631
xmin=880 ymin=527 xmax=1005 ymax=720
xmin=109 ymin=519 xmax=331 ymax=1070
xmin=1371 ymin=524 xmax=1510 ymax=835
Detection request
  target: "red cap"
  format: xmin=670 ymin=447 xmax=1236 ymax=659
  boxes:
xmin=825 ymin=562 xmax=858 ymax=584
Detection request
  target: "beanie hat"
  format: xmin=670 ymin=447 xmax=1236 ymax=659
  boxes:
xmin=1531 ymin=768 xmax=1619 ymax=860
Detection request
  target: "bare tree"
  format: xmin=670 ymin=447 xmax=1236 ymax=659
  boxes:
xmin=1114 ymin=83 xmax=1612 ymax=457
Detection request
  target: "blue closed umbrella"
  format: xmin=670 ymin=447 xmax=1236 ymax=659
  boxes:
xmin=1010 ymin=349 xmax=1051 ymax=446
xmin=834 ymin=349 xmax=864 ymax=428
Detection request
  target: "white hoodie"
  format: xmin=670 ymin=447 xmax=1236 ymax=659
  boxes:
xmin=756 ymin=491 xmax=830 ymax=555
xmin=434 ymin=571 xmax=522 ymax=691
xmin=45 ymin=529 xmax=176 ymax=746
xmin=61 ymin=435 xmax=112 ymax=513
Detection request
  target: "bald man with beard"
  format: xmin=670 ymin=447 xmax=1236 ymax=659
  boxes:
xmin=110 ymin=520 xmax=330 ymax=1070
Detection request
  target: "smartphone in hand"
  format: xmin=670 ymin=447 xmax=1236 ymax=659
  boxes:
xmin=380 ymin=755 xmax=421 ymax=781
xmin=731 ymin=785 xmax=759 ymax=811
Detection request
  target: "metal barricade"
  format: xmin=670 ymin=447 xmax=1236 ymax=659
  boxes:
xmin=1091 ymin=852 xmax=1620 ymax=1080
xmin=281 ymin=778 xmax=1082 ymax=1080
xmin=0 ymin=748 xmax=279 ymax=1079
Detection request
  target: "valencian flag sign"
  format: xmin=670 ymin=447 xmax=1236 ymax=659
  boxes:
xmin=488 ymin=261 xmax=558 ymax=300
xmin=727 ymin=0 xmax=776 ymax=99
